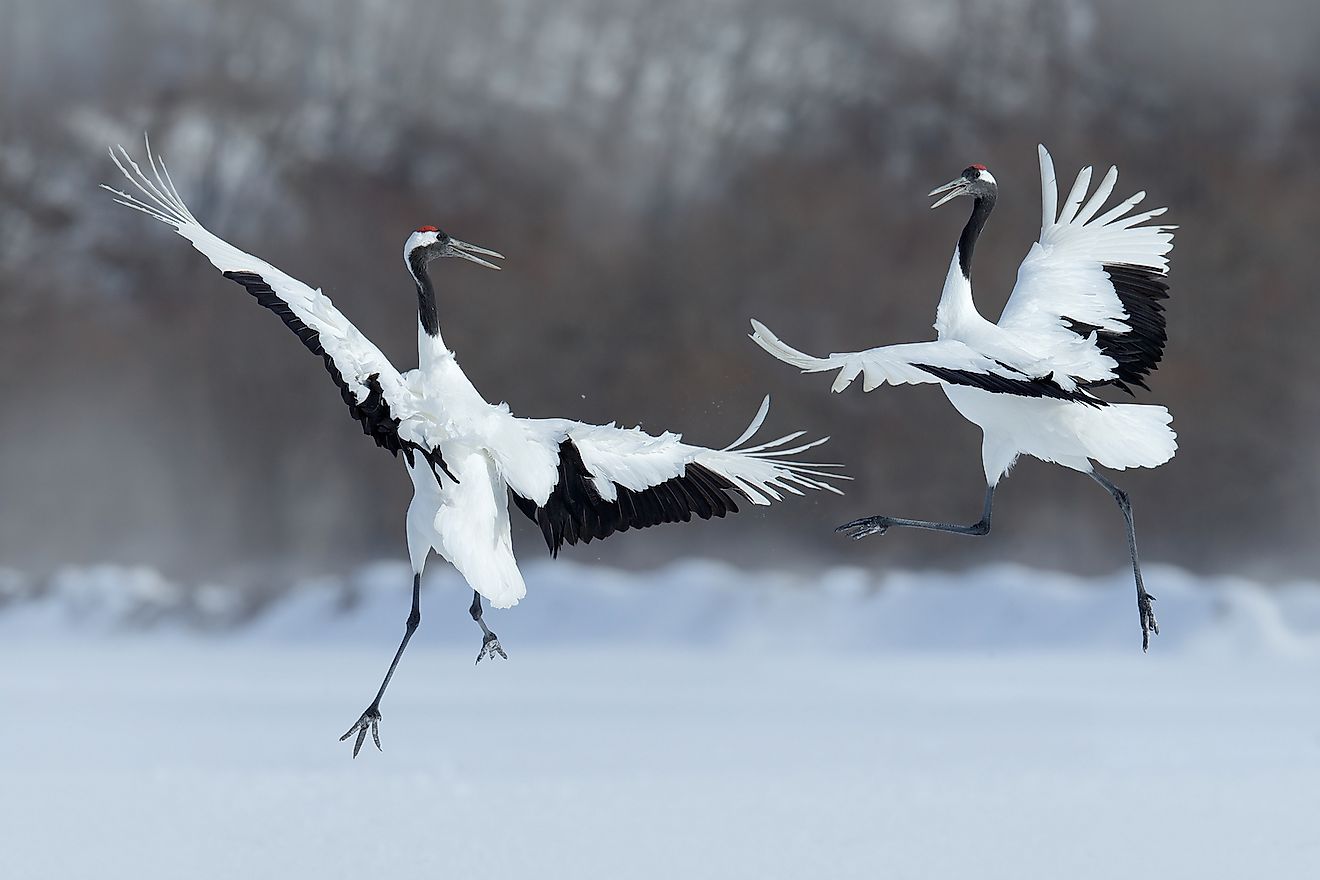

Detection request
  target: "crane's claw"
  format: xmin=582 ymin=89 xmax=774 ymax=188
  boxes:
xmin=339 ymin=707 xmax=383 ymax=758
xmin=835 ymin=516 xmax=893 ymax=540
xmin=1139 ymin=592 xmax=1159 ymax=652
xmin=476 ymin=631 xmax=507 ymax=665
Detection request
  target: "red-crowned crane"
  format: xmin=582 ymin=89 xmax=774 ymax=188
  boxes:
xmin=751 ymin=146 xmax=1175 ymax=651
xmin=106 ymin=139 xmax=845 ymax=756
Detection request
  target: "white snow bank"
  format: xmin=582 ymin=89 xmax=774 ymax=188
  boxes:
xmin=4 ymin=559 xmax=1320 ymax=657
xmin=1 ymin=642 xmax=1316 ymax=879
xmin=2 ymin=562 xmax=1318 ymax=878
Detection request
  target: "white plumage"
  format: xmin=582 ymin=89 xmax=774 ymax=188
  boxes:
xmin=752 ymin=146 xmax=1175 ymax=650
xmin=106 ymin=138 xmax=844 ymax=755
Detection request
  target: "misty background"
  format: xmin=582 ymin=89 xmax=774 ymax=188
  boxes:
xmin=2 ymin=0 xmax=1318 ymax=600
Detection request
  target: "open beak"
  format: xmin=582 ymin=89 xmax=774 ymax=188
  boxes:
xmin=927 ymin=178 xmax=969 ymax=209
xmin=449 ymin=238 xmax=504 ymax=270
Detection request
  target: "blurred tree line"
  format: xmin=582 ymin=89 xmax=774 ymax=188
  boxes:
xmin=1 ymin=0 xmax=1318 ymax=588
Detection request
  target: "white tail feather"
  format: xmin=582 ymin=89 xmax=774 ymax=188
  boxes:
xmin=1077 ymin=404 xmax=1177 ymax=471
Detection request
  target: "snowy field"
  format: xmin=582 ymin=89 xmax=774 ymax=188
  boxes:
xmin=2 ymin=560 xmax=1319 ymax=878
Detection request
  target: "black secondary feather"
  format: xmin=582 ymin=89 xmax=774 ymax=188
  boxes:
xmin=223 ymin=270 xmax=456 ymax=481
xmin=511 ymin=439 xmax=739 ymax=556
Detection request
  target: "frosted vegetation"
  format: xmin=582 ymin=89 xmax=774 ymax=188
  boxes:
xmin=1 ymin=0 xmax=1318 ymax=581
xmin=4 ymin=559 xmax=1319 ymax=655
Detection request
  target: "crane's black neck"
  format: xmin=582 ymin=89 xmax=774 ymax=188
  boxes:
xmin=957 ymin=191 xmax=996 ymax=279
xmin=408 ymin=250 xmax=441 ymax=337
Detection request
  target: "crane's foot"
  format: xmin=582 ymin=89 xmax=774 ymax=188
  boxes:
xmin=476 ymin=631 xmax=507 ymax=665
xmin=836 ymin=516 xmax=893 ymax=540
xmin=339 ymin=706 xmax=382 ymax=758
xmin=1138 ymin=592 xmax=1159 ymax=653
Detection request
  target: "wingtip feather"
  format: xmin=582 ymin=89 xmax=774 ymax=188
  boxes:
xmin=104 ymin=133 xmax=197 ymax=230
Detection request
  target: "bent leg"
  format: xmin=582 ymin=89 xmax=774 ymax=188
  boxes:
xmin=340 ymin=572 xmax=423 ymax=757
xmin=837 ymin=484 xmax=995 ymax=540
xmin=1089 ymin=470 xmax=1159 ymax=651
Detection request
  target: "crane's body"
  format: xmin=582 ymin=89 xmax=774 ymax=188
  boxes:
xmin=107 ymin=140 xmax=843 ymax=755
xmin=752 ymin=147 xmax=1175 ymax=649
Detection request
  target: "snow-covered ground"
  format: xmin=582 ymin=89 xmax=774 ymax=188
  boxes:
xmin=2 ymin=561 xmax=1318 ymax=878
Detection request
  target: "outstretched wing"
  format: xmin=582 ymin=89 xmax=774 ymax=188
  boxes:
xmin=103 ymin=139 xmax=453 ymax=481
xmin=749 ymin=320 xmax=1101 ymax=405
xmin=486 ymin=397 xmax=846 ymax=556
xmin=997 ymin=145 xmax=1175 ymax=393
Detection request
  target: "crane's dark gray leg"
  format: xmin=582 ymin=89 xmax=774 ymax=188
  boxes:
xmin=837 ymin=485 xmax=995 ymax=540
xmin=1089 ymin=470 xmax=1159 ymax=651
xmin=470 ymin=590 xmax=507 ymax=664
xmin=339 ymin=572 xmax=422 ymax=757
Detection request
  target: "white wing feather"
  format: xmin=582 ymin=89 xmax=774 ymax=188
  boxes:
xmin=749 ymin=319 xmax=1034 ymax=393
xmin=490 ymin=396 xmax=845 ymax=508
xmin=997 ymin=145 xmax=1175 ymax=382
xmin=103 ymin=138 xmax=443 ymax=458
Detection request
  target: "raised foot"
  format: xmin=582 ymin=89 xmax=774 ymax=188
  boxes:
xmin=476 ymin=631 xmax=507 ymax=665
xmin=836 ymin=516 xmax=894 ymax=540
xmin=339 ymin=706 xmax=382 ymax=758
xmin=1139 ymin=592 xmax=1160 ymax=653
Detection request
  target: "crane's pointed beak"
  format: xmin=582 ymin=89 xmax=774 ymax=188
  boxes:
xmin=449 ymin=238 xmax=504 ymax=270
xmin=928 ymin=178 xmax=969 ymax=209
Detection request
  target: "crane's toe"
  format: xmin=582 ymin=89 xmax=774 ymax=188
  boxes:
xmin=835 ymin=516 xmax=893 ymax=540
xmin=1138 ymin=592 xmax=1159 ymax=652
xmin=476 ymin=631 xmax=508 ymax=664
xmin=339 ymin=707 xmax=383 ymax=758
